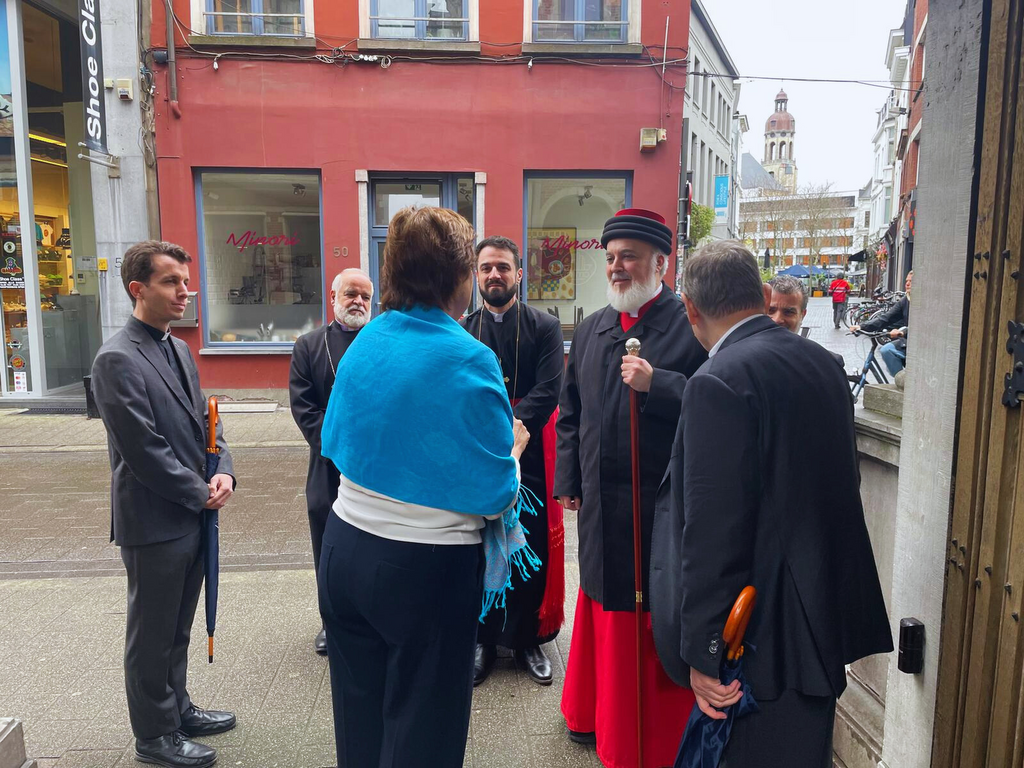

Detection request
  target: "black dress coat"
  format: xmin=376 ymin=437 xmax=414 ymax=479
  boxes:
xmin=650 ymin=315 xmax=893 ymax=700
xmin=461 ymin=301 xmax=564 ymax=646
xmin=289 ymin=321 xmax=360 ymax=573
xmin=554 ymin=285 xmax=707 ymax=612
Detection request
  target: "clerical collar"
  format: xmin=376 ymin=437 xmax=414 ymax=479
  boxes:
xmin=134 ymin=316 xmax=172 ymax=342
xmin=626 ymin=283 xmax=663 ymax=318
xmin=485 ymin=300 xmax=517 ymax=323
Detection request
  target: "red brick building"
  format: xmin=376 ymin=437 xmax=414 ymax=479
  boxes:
xmin=149 ymin=0 xmax=688 ymax=392
xmin=895 ymin=0 xmax=926 ymax=280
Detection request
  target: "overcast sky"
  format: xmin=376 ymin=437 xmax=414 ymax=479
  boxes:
xmin=707 ymin=0 xmax=906 ymax=192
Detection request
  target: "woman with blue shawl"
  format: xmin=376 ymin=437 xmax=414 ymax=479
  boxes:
xmin=317 ymin=206 xmax=537 ymax=768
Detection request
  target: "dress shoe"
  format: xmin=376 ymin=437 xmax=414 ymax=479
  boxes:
xmin=179 ymin=704 xmax=237 ymax=737
xmin=315 ymin=626 xmax=328 ymax=655
xmin=135 ymin=731 xmax=216 ymax=768
xmin=567 ymin=728 xmax=597 ymax=745
xmin=516 ymin=645 xmax=553 ymax=686
xmin=473 ymin=643 xmax=497 ymax=686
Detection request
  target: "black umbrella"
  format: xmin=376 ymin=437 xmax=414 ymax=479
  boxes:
xmin=674 ymin=587 xmax=759 ymax=768
xmin=202 ymin=396 xmax=221 ymax=663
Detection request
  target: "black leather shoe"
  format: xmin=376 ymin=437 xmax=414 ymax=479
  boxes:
xmin=179 ymin=704 xmax=237 ymax=737
xmin=516 ymin=645 xmax=553 ymax=686
xmin=135 ymin=731 xmax=217 ymax=767
xmin=314 ymin=626 xmax=328 ymax=655
xmin=473 ymin=643 xmax=497 ymax=687
xmin=567 ymin=728 xmax=597 ymax=745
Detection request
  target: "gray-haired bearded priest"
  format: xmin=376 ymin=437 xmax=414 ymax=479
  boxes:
xmin=555 ymin=208 xmax=707 ymax=768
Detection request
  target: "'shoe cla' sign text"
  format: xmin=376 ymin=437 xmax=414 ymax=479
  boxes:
xmin=79 ymin=0 xmax=107 ymax=154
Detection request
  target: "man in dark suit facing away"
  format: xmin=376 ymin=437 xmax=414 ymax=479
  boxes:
xmin=650 ymin=240 xmax=892 ymax=767
xmin=289 ymin=268 xmax=373 ymax=654
xmin=92 ymin=241 xmax=237 ymax=768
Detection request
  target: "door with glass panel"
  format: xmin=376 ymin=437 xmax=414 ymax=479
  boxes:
xmin=368 ymin=175 xmax=474 ymax=314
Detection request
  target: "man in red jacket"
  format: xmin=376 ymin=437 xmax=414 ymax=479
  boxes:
xmin=829 ymin=272 xmax=852 ymax=329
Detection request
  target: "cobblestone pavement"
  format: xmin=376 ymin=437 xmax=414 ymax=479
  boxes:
xmin=0 ymin=448 xmax=597 ymax=768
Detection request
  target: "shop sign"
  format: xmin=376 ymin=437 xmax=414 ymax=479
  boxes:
xmin=10 ymin=354 xmax=26 ymax=370
xmin=13 ymin=371 xmax=26 ymax=393
xmin=0 ymin=254 xmax=24 ymax=289
xmin=79 ymin=0 xmax=107 ymax=154
xmin=226 ymin=231 xmax=300 ymax=252
xmin=541 ymin=235 xmax=602 ymax=257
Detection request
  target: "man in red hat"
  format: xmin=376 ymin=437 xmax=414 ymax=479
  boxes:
xmin=555 ymin=208 xmax=707 ymax=768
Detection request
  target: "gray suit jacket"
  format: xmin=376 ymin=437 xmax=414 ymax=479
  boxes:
xmin=92 ymin=317 xmax=234 ymax=547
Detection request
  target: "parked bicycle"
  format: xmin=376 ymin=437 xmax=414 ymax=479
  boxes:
xmin=847 ymin=330 xmax=893 ymax=403
xmin=844 ymin=290 xmax=906 ymax=329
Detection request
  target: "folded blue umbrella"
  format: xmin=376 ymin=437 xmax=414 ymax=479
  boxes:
xmin=674 ymin=651 xmax=759 ymax=768
xmin=202 ymin=397 xmax=221 ymax=663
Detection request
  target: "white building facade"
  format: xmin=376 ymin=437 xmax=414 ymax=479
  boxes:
xmin=684 ymin=0 xmax=742 ymax=241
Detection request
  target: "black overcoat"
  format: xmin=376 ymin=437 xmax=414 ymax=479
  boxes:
xmin=650 ymin=315 xmax=893 ymax=699
xmin=289 ymin=322 xmax=359 ymax=521
xmin=554 ymin=285 xmax=707 ymax=611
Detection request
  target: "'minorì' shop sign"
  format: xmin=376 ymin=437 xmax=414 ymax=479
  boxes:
xmin=227 ymin=231 xmax=299 ymax=252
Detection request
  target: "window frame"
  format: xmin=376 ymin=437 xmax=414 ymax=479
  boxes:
xmin=360 ymin=0 xmax=479 ymax=42
xmin=193 ymin=0 xmax=315 ymax=38
xmin=530 ymin=0 xmax=634 ymax=44
xmin=194 ymin=168 xmax=326 ymax=350
xmin=369 ymin=0 xmax=469 ymax=41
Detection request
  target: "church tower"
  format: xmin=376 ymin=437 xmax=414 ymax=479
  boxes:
xmin=762 ymin=90 xmax=798 ymax=193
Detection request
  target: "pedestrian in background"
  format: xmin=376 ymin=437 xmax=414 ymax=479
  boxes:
xmin=289 ymin=268 xmax=373 ymax=655
xmin=92 ymin=241 xmax=237 ymax=768
xmin=316 ymin=206 xmax=535 ymax=768
xmin=829 ymin=271 xmax=852 ymax=329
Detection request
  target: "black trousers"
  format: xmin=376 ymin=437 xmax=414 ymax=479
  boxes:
xmin=318 ymin=514 xmax=483 ymax=768
xmin=120 ymin=528 xmax=205 ymax=739
xmin=719 ymin=689 xmax=836 ymax=768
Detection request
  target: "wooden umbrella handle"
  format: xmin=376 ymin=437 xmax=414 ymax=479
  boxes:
xmin=723 ymin=586 xmax=757 ymax=662
xmin=207 ymin=396 xmax=219 ymax=453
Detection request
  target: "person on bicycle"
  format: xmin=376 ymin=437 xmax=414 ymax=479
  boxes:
xmin=829 ymin=272 xmax=853 ymax=329
xmin=852 ymin=270 xmax=912 ymax=375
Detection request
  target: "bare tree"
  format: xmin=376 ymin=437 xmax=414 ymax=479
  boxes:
xmin=799 ymin=182 xmax=852 ymax=268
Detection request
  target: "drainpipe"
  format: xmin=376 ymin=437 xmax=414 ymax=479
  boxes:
xmin=166 ymin=4 xmax=181 ymax=118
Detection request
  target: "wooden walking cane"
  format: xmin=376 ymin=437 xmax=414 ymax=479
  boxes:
xmin=625 ymin=337 xmax=644 ymax=768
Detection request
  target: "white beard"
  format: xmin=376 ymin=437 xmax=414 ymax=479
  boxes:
xmin=606 ymin=269 xmax=663 ymax=313
xmin=336 ymin=306 xmax=369 ymax=329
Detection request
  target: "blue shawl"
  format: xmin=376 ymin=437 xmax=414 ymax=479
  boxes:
xmin=320 ymin=305 xmax=540 ymax=619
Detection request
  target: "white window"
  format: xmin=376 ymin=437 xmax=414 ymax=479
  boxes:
xmin=525 ymin=0 xmax=640 ymax=44
xmin=192 ymin=0 xmax=315 ymax=37
xmin=360 ymin=0 xmax=479 ymax=41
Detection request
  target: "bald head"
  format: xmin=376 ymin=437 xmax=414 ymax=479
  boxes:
xmin=331 ymin=268 xmax=373 ymax=329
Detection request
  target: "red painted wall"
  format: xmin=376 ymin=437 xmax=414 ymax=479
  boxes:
xmin=152 ymin=0 xmax=689 ymax=390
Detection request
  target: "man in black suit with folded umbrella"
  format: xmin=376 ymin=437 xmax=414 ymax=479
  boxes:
xmin=92 ymin=241 xmax=236 ymax=768
xmin=650 ymin=240 xmax=892 ymax=767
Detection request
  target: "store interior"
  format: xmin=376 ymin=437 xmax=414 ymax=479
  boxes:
xmin=0 ymin=0 xmax=101 ymax=395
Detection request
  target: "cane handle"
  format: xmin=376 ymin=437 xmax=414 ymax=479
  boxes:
xmin=207 ymin=396 xmax=219 ymax=453
xmin=625 ymin=337 xmax=641 ymax=356
xmin=723 ymin=586 xmax=757 ymax=662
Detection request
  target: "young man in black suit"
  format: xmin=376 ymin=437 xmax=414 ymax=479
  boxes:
xmin=650 ymin=240 xmax=892 ymax=767
xmin=92 ymin=241 xmax=236 ymax=768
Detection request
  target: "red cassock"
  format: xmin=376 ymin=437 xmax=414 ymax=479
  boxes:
xmin=562 ymin=592 xmax=695 ymax=768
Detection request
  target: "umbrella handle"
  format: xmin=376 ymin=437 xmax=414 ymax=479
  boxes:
xmin=723 ymin=586 xmax=757 ymax=662
xmin=207 ymin=396 xmax=219 ymax=454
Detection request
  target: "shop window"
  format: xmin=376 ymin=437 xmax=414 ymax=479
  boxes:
xmin=370 ymin=0 xmax=470 ymax=39
xmin=534 ymin=0 xmax=629 ymax=43
xmin=197 ymin=171 xmax=323 ymax=346
xmin=203 ymin=0 xmax=310 ymax=37
xmin=524 ymin=173 xmax=630 ymax=325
